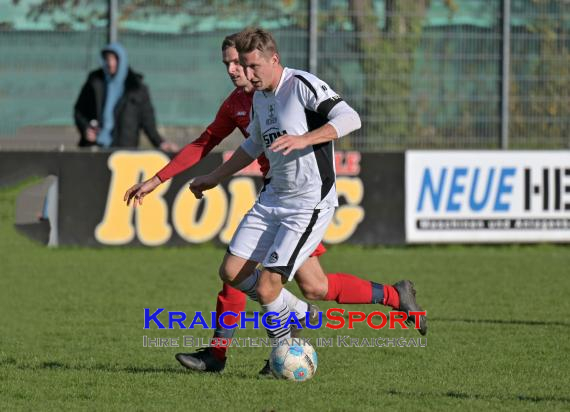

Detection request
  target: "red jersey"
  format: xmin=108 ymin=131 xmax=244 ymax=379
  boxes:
xmin=156 ymin=87 xmax=269 ymax=181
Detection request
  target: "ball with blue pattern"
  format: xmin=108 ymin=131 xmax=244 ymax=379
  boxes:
xmin=269 ymin=338 xmax=317 ymax=381
xmin=289 ymin=345 xmax=304 ymax=357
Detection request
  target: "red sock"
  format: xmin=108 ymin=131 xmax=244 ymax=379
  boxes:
xmin=323 ymin=273 xmax=401 ymax=309
xmin=323 ymin=273 xmax=373 ymax=304
xmin=210 ymin=283 xmax=247 ymax=361
xmin=383 ymin=285 xmax=400 ymax=309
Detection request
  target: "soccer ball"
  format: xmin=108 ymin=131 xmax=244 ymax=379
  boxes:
xmin=269 ymin=338 xmax=318 ymax=381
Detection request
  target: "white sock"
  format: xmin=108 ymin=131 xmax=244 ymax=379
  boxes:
xmin=261 ymin=290 xmax=291 ymax=343
xmin=234 ymin=269 xmax=308 ymax=320
xmin=281 ymin=288 xmax=309 ymax=320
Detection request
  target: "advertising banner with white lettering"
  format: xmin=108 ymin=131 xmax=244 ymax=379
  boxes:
xmin=405 ymin=151 xmax=570 ymax=243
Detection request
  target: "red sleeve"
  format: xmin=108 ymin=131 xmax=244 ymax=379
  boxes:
xmin=155 ymin=99 xmax=236 ymax=182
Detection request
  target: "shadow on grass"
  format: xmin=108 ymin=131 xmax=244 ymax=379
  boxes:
xmin=386 ymin=388 xmax=570 ymax=405
xmin=3 ymin=358 xmax=568 ymax=404
xmin=0 ymin=356 xmax=269 ymax=381
xmin=38 ymin=361 xmax=187 ymax=374
xmin=7 ymin=359 xmax=255 ymax=380
xmin=433 ymin=317 xmax=570 ymax=327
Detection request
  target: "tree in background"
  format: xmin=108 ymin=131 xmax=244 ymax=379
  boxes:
xmin=8 ymin=0 xmax=569 ymax=149
xmin=349 ymin=0 xmax=431 ymax=147
xmin=509 ymin=0 xmax=570 ymax=148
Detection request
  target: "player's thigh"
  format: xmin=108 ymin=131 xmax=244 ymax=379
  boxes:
xmin=219 ymin=252 xmax=259 ymax=285
xmin=228 ymin=202 xmax=279 ymax=265
xmin=295 ymin=256 xmax=328 ymax=300
xmin=262 ymin=207 xmax=334 ymax=282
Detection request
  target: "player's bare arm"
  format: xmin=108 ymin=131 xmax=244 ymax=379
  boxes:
xmin=270 ymin=123 xmax=339 ymax=155
xmin=190 ymin=147 xmax=255 ymax=199
xmin=124 ymin=175 xmax=162 ymax=207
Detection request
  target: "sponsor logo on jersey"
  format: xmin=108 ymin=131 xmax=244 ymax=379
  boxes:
xmin=262 ymin=128 xmax=287 ymax=146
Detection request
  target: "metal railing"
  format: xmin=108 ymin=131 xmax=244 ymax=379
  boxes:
xmin=0 ymin=0 xmax=568 ymax=151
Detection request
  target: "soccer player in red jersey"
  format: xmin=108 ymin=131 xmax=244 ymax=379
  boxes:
xmin=125 ymin=33 xmax=425 ymax=375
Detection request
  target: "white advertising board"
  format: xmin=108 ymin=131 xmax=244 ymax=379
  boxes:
xmin=405 ymin=151 xmax=570 ymax=243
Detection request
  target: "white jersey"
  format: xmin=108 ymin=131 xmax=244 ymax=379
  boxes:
xmin=241 ymin=67 xmax=360 ymax=210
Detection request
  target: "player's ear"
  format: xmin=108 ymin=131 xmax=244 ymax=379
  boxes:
xmin=272 ymin=53 xmax=280 ymax=65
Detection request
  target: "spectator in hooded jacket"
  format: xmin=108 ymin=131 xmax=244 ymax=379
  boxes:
xmin=74 ymin=42 xmax=178 ymax=151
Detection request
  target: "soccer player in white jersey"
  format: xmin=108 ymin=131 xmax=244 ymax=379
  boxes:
xmin=190 ymin=28 xmax=427 ymax=370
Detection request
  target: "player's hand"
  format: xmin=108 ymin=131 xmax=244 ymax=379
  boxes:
xmin=269 ymin=134 xmax=309 ymax=155
xmin=124 ymin=175 xmax=162 ymax=208
xmin=189 ymin=175 xmax=219 ymax=199
xmin=160 ymin=140 xmax=180 ymax=153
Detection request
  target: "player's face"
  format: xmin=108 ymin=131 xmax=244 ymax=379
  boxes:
xmin=240 ymin=49 xmax=279 ymax=92
xmin=222 ymin=47 xmax=249 ymax=88
xmin=104 ymin=52 xmax=118 ymax=76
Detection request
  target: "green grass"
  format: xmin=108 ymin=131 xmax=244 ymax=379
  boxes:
xmin=1 ymin=180 xmax=569 ymax=411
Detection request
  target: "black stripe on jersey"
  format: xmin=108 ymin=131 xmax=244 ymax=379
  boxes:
xmin=266 ymin=209 xmax=320 ymax=278
xmin=260 ymin=178 xmax=271 ymax=193
xmin=304 ymin=108 xmax=328 ymax=131
xmin=295 ymin=75 xmax=318 ymax=99
xmin=296 ymin=74 xmax=344 ymax=117
xmin=313 ymin=141 xmax=335 ymax=201
xmin=303 ymin=109 xmax=336 ymax=201
xmin=316 ymin=96 xmax=344 ymax=117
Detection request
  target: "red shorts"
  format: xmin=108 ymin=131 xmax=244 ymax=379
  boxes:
xmin=309 ymin=242 xmax=327 ymax=258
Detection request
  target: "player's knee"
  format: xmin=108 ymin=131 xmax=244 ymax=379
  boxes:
xmin=218 ymin=264 xmax=237 ymax=284
xmin=256 ymin=279 xmax=277 ymax=299
xmin=256 ymin=272 xmax=283 ymax=303
xmin=255 ymin=282 xmax=271 ymax=302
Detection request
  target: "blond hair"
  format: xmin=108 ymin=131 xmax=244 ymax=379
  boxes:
xmin=234 ymin=27 xmax=279 ymax=57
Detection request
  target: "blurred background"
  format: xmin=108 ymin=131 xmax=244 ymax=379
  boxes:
xmin=0 ymin=0 xmax=568 ymax=151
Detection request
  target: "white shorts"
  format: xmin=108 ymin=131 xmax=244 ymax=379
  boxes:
xmin=228 ymin=202 xmax=335 ymax=281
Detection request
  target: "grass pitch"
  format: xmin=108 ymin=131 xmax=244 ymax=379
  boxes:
xmin=1 ymin=181 xmax=569 ymax=411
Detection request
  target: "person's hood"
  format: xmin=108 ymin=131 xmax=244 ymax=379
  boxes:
xmin=101 ymin=42 xmax=129 ymax=81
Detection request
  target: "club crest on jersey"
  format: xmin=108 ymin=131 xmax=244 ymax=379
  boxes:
xmin=262 ymin=128 xmax=287 ymax=146
xmin=266 ymin=103 xmax=277 ymax=125
xmin=268 ymin=251 xmax=279 ymax=263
